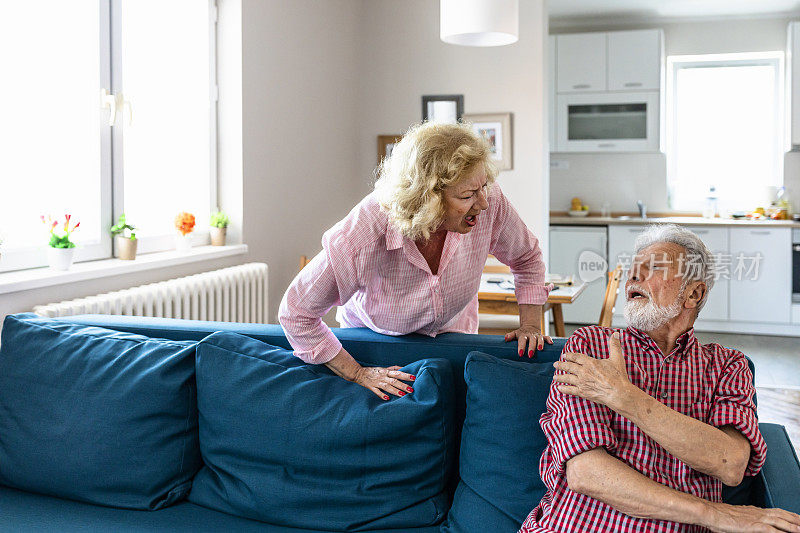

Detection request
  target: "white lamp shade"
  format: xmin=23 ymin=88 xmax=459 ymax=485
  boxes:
xmin=440 ymin=0 xmax=519 ymax=47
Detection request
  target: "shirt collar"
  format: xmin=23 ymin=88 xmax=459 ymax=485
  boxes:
xmin=625 ymin=326 xmax=697 ymax=359
xmin=385 ymin=222 xmax=404 ymax=250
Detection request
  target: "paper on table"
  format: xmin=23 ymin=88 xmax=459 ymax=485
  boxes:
xmin=545 ymin=273 xmax=573 ymax=286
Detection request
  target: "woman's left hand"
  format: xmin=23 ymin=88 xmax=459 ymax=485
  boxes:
xmin=505 ymin=325 xmax=553 ymax=358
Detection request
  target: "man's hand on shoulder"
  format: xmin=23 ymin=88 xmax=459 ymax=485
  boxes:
xmin=553 ymin=331 xmax=638 ymax=412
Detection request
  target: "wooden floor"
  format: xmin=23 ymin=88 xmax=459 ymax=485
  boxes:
xmin=756 ymin=387 xmax=800 ymax=453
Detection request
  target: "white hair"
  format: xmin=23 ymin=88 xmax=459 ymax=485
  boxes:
xmin=633 ymin=223 xmax=716 ymax=312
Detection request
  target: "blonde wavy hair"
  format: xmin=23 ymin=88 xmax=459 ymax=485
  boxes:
xmin=374 ymin=121 xmax=498 ymax=241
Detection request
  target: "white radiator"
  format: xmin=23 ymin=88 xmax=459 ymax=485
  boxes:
xmin=33 ymin=263 xmax=269 ymax=323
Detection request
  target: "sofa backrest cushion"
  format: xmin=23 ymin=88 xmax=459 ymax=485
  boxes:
xmin=0 ymin=314 xmax=201 ymax=510
xmin=187 ymin=331 xmax=456 ymax=530
xmin=444 ymin=351 xmax=555 ymax=530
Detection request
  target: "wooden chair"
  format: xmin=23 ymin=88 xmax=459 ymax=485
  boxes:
xmin=299 ymin=255 xmax=311 ymax=271
xmin=598 ymin=264 xmax=624 ymax=328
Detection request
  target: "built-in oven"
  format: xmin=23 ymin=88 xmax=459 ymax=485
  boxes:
xmin=793 ymin=228 xmax=800 ymax=303
xmin=555 ymin=91 xmax=660 ymax=152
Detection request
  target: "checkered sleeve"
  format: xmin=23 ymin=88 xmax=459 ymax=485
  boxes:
xmin=540 ymin=328 xmax=618 ymax=485
xmin=708 ymin=351 xmax=767 ymax=477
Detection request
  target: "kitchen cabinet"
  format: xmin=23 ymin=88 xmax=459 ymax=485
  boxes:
xmin=729 ymin=227 xmax=791 ymax=323
xmin=555 ymin=29 xmax=662 ymax=94
xmin=549 ymin=226 xmax=608 ymax=324
xmin=548 ymin=35 xmax=557 ymax=151
xmin=607 ymin=30 xmax=662 ymax=91
xmin=789 ymin=22 xmax=800 ymax=148
xmin=556 ymin=33 xmax=606 ymax=93
xmin=551 ymin=29 xmax=663 ymax=153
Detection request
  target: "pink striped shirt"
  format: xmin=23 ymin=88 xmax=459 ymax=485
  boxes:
xmin=278 ymin=184 xmax=550 ymax=364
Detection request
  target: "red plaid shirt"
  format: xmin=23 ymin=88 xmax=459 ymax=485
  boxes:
xmin=520 ymin=325 xmax=766 ymax=533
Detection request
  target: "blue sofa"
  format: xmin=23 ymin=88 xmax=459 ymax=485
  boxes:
xmin=0 ymin=313 xmax=797 ymax=532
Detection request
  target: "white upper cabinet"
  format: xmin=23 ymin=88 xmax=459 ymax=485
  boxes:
xmin=607 ymin=30 xmax=663 ymax=91
xmin=556 ymin=33 xmax=606 ymax=93
xmin=788 ymin=22 xmax=800 ymax=148
xmin=548 ymin=35 xmax=557 ymax=151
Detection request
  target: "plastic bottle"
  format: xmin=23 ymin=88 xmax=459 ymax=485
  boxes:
xmin=703 ymin=186 xmax=718 ymax=219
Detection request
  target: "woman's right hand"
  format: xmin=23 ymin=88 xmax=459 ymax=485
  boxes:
xmin=354 ymin=365 xmax=416 ymax=401
xmin=324 ymin=348 xmax=415 ymax=401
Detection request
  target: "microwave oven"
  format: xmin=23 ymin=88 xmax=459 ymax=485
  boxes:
xmin=555 ymin=91 xmax=660 ymax=152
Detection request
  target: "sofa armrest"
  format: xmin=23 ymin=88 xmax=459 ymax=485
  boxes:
xmin=757 ymin=423 xmax=800 ymax=513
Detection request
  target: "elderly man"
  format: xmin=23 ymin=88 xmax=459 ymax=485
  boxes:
xmin=520 ymin=224 xmax=800 ymax=533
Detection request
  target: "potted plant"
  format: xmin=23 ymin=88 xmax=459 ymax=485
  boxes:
xmin=174 ymin=212 xmax=196 ymax=252
xmin=209 ymin=210 xmax=230 ymax=246
xmin=42 ymin=214 xmax=80 ymax=270
xmin=110 ymin=213 xmax=137 ymax=260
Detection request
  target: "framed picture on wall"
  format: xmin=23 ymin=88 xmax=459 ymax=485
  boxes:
xmin=463 ymin=112 xmax=513 ymax=170
xmin=377 ymin=134 xmax=402 ymax=166
xmin=422 ymin=94 xmax=464 ymax=123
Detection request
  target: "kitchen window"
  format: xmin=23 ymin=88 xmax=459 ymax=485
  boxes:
xmin=0 ymin=0 xmax=218 ymax=273
xmin=666 ymin=52 xmax=784 ymax=213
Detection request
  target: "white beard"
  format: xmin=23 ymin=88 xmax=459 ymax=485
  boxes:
xmin=623 ymin=293 xmax=682 ymax=332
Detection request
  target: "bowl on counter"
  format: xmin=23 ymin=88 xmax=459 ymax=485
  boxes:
xmin=568 ymin=210 xmax=589 ymax=217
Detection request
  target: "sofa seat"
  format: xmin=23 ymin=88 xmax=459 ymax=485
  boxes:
xmin=0 ymin=485 xmax=440 ymax=533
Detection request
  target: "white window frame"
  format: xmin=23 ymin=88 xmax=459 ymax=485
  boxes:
xmin=0 ymin=0 xmax=218 ymax=272
xmin=666 ymin=52 xmax=785 ymax=211
xmin=109 ymin=0 xmax=219 ymax=256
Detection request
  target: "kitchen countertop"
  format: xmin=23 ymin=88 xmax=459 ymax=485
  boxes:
xmin=550 ymin=215 xmax=800 ymax=227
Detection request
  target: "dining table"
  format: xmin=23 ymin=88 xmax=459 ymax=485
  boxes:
xmin=478 ymin=272 xmax=587 ymax=337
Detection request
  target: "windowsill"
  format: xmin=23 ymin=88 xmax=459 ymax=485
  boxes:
xmin=0 ymin=244 xmax=248 ymax=296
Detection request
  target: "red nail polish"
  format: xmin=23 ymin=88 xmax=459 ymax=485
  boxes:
xmin=399 ymin=391 xmax=405 ymax=396
xmin=410 ymin=375 xmax=416 ymax=380
xmin=383 ymin=396 xmax=389 ymax=400
xmin=407 ymin=387 xmax=414 ymax=393
xmin=528 ymin=350 xmax=533 ymax=356
xmin=519 ymin=349 xmax=523 ymax=356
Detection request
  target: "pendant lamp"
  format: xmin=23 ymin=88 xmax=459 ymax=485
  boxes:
xmin=440 ymin=0 xmax=519 ymax=47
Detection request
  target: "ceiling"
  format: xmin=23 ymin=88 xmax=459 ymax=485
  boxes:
xmin=549 ymin=0 xmax=800 ymax=23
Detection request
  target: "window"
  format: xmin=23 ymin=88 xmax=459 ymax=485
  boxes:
xmin=666 ymin=52 xmax=784 ymax=213
xmin=0 ymin=0 xmax=217 ymax=272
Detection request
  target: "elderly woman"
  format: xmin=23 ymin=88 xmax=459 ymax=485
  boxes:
xmin=278 ymin=121 xmax=552 ymax=400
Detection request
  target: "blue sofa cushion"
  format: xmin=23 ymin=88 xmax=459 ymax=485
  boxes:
xmin=0 ymin=314 xmax=200 ymax=510
xmin=440 ymin=482 xmax=522 ymax=533
xmin=188 ymin=331 xmax=456 ymax=531
xmin=445 ymin=351 xmax=554 ymax=530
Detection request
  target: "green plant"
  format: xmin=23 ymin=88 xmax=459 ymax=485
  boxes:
xmin=210 ymin=210 xmax=230 ymax=228
xmin=41 ymin=214 xmax=79 ymax=249
xmin=110 ymin=213 xmax=137 ymax=240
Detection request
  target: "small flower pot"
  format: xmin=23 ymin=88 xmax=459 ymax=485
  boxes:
xmin=175 ymin=232 xmax=192 ymax=252
xmin=210 ymin=226 xmax=227 ymax=246
xmin=115 ymin=236 xmax=138 ymax=260
xmin=47 ymin=247 xmax=76 ymax=271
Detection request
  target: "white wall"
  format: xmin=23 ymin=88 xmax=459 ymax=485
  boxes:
xmin=549 ymin=16 xmax=798 ymax=214
xmin=357 ymin=0 xmax=551 ymax=259
xmin=238 ymin=0 xmax=362 ymax=323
